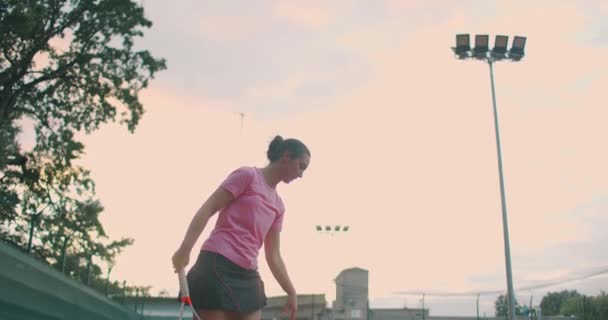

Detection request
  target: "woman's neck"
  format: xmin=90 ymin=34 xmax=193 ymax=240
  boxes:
xmin=260 ymin=164 xmax=281 ymax=189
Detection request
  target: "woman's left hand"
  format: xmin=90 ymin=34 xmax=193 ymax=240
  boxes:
xmin=284 ymin=293 xmax=298 ymax=320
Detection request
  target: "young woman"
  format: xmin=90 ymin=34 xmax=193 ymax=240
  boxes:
xmin=172 ymin=136 xmax=311 ymax=320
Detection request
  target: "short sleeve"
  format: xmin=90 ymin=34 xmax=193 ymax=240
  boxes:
xmin=220 ymin=167 xmax=254 ymax=199
xmin=270 ymin=198 xmax=285 ymax=232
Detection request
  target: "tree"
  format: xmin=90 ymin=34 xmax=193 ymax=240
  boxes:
xmin=540 ymin=290 xmax=581 ymax=316
xmin=0 ymin=0 xmax=165 ymax=295
xmin=0 ymin=122 xmax=20 ymax=221
xmin=0 ymin=0 xmax=165 ymax=186
xmin=0 ymin=0 xmax=166 ymax=129
xmin=158 ymin=289 xmax=171 ymax=298
xmin=560 ymin=292 xmax=608 ymax=320
xmin=494 ymin=294 xmax=523 ymax=318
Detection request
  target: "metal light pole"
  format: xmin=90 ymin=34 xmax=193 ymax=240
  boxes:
xmin=105 ymin=264 xmax=114 ymax=296
xmin=26 ymin=213 xmax=41 ymax=254
xmin=452 ymin=33 xmax=527 ymax=320
xmin=476 ymin=293 xmax=480 ymax=320
xmin=60 ymin=235 xmax=70 ymax=273
xmin=529 ymin=295 xmax=533 ymax=319
xmin=421 ymin=293 xmax=425 ymax=320
xmin=311 ymin=293 xmax=315 ymax=320
xmin=86 ymin=253 xmax=94 ymax=285
xmin=488 ymin=54 xmax=517 ymax=320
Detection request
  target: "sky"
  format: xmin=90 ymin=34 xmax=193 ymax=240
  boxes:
xmin=20 ymin=0 xmax=608 ymax=316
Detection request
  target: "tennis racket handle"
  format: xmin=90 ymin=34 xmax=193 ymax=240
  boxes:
xmin=178 ymin=269 xmax=190 ymax=297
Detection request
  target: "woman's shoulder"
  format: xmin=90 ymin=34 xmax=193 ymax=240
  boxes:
xmin=223 ymin=166 xmax=256 ymax=184
xmin=232 ymin=166 xmax=256 ymax=175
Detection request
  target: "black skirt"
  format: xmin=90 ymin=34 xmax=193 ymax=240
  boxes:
xmin=185 ymin=250 xmax=267 ymax=313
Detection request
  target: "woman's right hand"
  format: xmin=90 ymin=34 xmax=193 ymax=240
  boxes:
xmin=172 ymin=246 xmax=190 ymax=273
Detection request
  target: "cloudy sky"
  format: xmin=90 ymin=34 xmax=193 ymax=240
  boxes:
xmin=41 ymin=0 xmax=608 ymax=316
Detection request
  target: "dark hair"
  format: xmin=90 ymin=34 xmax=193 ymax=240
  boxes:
xmin=266 ymin=135 xmax=311 ymax=162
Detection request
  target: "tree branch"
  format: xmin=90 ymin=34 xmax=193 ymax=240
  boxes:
xmin=17 ymin=33 xmax=97 ymax=97
xmin=13 ymin=106 xmax=51 ymax=129
xmin=0 ymin=3 xmax=88 ymax=112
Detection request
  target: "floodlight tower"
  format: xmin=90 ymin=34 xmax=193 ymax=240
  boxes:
xmin=315 ymin=225 xmax=350 ymax=236
xmin=452 ymin=34 xmax=527 ymax=320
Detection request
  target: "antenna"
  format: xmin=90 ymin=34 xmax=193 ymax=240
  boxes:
xmin=234 ymin=112 xmax=245 ymax=135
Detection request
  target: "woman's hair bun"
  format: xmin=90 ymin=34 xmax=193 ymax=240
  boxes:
xmin=267 ymin=135 xmax=284 ymax=162
xmin=266 ymin=135 xmax=310 ymax=162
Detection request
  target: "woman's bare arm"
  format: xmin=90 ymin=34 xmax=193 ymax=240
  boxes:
xmin=172 ymin=187 xmax=234 ymax=271
xmin=265 ymin=229 xmax=297 ymax=320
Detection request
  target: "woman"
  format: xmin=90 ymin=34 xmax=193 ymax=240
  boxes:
xmin=172 ymin=136 xmax=311 ymax=320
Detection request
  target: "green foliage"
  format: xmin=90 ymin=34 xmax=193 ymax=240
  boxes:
xmin=493 ymin=290 xmax=608 ymax=320
xmin=0 ymin=0 xmax=166 ymax=132
xmin=540 ymin=290 xmax=581 ymax=316
xmin=0 ymin=122 xmax=21 ymax=221
xmin=559 ymin=291 xmax=608 ymax=320
xmin=494 ymin=294 xmax=524 ymax=318
xmin=0 ymin=0 xmax=165 ymax=298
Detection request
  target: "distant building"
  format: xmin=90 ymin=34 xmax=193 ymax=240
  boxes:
xmin=124 ymin=267 xmax=568 ymax=320
xmin=262 ymin=294 xmax=328 ymax=320
xmin=333 ymin=268 xmax=369 ymax=320
xmin=124 ymin=294 xmax=329 ymax=320
xmin=370 ymin=308 xmax=428 ymax=320
xmin=330 ymin=267 xmax=428 ymax=320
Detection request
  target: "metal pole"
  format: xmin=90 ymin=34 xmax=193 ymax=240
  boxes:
xmin=60 ymin=235 xmax=70 ymax=273
xmin=122 ymin=280 xmax=127 ymax=303
xmin=476 ymin=294 xmax=480 ymax=320
xmin=529 ymin=295 xmax=533 ymax=320
xmin=86 ymin=254 xmax=93 ymax=285
xmin=27 ymin=214 xmax=40 ymax=254
xmin=105 ymin=265 xmax=113 ymax=296
xmin=487 ymin=59 xmax=516 ymax=320
xmin=421 ymin=294 xmax=425 ymax=320
xmin=312 ymin=294 xmax=315 ymax=320
xmin=134 ymin=288 xmax=139 ymax=311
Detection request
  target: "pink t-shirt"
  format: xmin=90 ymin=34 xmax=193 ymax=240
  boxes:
xmin=202 ymin=166 xmax=285 ymax=269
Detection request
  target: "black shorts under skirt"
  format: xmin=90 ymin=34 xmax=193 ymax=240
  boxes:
xmin=185 ymin=250 xmax=267 ymax=313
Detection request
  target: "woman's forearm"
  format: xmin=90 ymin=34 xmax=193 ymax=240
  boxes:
xmin=267 ymin=254 xmax=296 ymax=296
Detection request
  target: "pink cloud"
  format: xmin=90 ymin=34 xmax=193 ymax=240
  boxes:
xmin=386 ymin=0 xmax=458 ymax=10
xmin=197 ymin=14 xmax=259 ymax=40
xmin=273 ymin=2 xmax=332 ymax=28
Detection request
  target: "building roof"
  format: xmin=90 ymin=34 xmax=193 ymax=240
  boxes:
xmin=370 ymin=307 xmax=427 ymax=312
xmin=335 ymin=267 xmax=369 ymax=279
xmin=340 ymin=267 xmax=368 ymax=273
xmin=124 ymin=294 xmax=328 ymax=309
xmin=265 ymin=294 xmax=327 ymax=309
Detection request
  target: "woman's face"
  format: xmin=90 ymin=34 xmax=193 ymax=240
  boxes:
xmin=281 ymin=153 xmax=310 ymax=183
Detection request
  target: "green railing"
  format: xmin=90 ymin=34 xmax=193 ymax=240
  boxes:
xmin=0 ymin=240 xmax=139 ymax=320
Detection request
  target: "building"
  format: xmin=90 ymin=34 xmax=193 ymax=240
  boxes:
xmin=124 ymin=267 xmax=571 ymax=320
xmin=124 ymin=294 xmax=328 ymax=320
xmin=262 ymin=294 xmax=328 ymax=320
xmin=370 ymin=308 xmax=428 ymax=320
xmin=128 ymin=267 xmax=428 ymax=320
xmin=331 ymin=267 xmax=428 ymax=320
xmin=333 ymin=268 xmax=369 ymax=320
